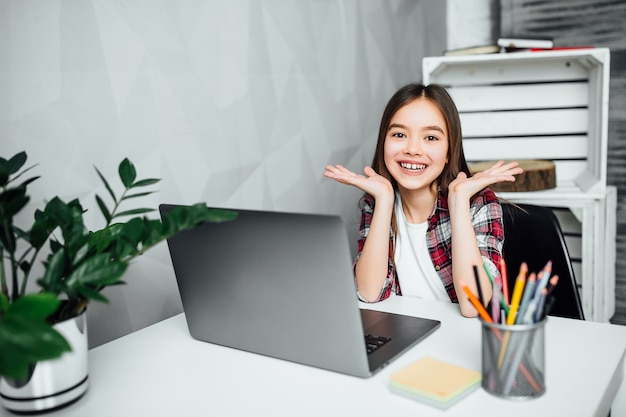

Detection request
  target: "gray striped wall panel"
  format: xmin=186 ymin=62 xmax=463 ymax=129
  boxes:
xmin=500 ymin=0 xmax=626 ymax=324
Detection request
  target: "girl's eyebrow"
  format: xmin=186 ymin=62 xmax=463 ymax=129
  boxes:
xmin=423 ymin=125 xmax=445 ymax=133
xmin=387 ymin=123 xmax=445 ymax=133
xmin=387 ymin=123 xmax=407 ymax=131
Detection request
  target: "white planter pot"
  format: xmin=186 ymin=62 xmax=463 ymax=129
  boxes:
xmin=0 ymin=310 xmax=89 ymax=413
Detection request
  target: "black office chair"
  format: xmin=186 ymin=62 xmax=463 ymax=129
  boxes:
xmin=500 ymin=202 xmax=585 ymax=320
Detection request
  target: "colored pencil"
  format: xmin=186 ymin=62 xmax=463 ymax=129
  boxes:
xmin=473 ymin=265 xmax=485 ymax=307
xmin=515 ymin=272 xmax=537 ymax=324
xmin=499 ymin=258 xmax=510 ymax=305
xmin=499 ymin=263 xmax=527 ymax=368
xmin=460 ymin=279 xmax=492 ymax=323
xmin=484 ymin=262 xmax=509 ymax=315
xmin=533 ymin=288 xmax=549 ymax=322
xmin=506 ymin=263 xmax=528 ymax=325
xmin=545 ymin=275 xmax=559 ymax=296
xmin=533 ymin=260 xmax=553 ymax=300
xmin=542 ymin=295 xmax=556 ymax=320
xmin=521 ymin=298 xmax=538 ymax=324
xmin=492 ymin=281 xmax=501 ymax=323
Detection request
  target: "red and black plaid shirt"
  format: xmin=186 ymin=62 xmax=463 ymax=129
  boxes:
xmin=354 ymin=188 xmax=504 ymax=303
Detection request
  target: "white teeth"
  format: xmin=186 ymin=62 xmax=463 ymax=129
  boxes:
xmin=400 ymin=162 xmax=426 ymax=170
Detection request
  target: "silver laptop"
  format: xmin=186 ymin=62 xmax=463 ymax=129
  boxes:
xmin=159 ymin=205 xmax=440 ymax=378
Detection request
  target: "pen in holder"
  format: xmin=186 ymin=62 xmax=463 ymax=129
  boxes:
xmin=480 ymin=318 xmax=546 ymax=400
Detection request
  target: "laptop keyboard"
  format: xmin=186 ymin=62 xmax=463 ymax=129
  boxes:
xmin=365 ymin=334 xmax=391 ymax=354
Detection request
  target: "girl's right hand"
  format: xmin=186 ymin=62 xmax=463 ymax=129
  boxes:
xmin=324 ymin=165 xmax=394 ymax=202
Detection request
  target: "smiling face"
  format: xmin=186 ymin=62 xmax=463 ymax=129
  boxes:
xmin=383 ymin=97 xmax=449 ymax=197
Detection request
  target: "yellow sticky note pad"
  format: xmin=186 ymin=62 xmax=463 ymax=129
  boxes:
xmin=390 ymin=356 xmax=481 ymax=409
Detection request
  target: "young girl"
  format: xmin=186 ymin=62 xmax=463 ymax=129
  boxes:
xmin=324 ymin=84 xmax=522 ymax=317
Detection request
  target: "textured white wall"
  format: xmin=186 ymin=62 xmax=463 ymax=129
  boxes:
xmin=446 ymin=0 xmax=498 ymax=49
xmin=0 ymin=0 xmax=446 ymax=347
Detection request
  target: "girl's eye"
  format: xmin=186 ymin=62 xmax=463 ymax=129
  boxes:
xmin=425 ymin=135 xmax=438 ymax=141
xmin=390 ymin=132 xmax=406 ymax=139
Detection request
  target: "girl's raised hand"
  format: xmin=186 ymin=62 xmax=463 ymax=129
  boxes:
xmin=448 ymin=160 xmax=523 ymax=200
xmin=324 ymin=165 xmax=394 ymax=202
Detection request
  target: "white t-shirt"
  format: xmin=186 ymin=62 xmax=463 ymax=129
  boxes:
xmin=394 ymin=196 xmax=450 ymax=302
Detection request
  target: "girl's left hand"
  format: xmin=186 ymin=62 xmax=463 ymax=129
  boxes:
xmin=448 ymin=160 xmax=523 ymax=200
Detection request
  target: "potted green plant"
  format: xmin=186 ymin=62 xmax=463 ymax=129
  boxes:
xmin=0 ymin=151 xmax=236 ymax=412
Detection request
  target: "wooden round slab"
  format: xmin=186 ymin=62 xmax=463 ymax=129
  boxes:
xmin=468 ymin=160 xmax=556 ymax=192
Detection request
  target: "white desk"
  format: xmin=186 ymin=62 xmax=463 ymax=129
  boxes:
xmin=31 ymin=296 xmax=626 ymax=417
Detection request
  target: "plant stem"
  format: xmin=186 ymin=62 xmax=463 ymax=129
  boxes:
xmin=20 ymin=246 xmax=42 ymax=296
xmin=9 ymin=250 xmax=18 ymax=301
xmin=0 ymin=249 xmax=8 ymax=299
xmin=106 ymin=188 xmax=130 ymax=227
xmin=0 ymin=222 xmax=14 ymax=299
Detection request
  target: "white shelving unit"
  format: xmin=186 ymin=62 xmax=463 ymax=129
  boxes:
xmin=423 ymin=48 xmax=616 ymax=322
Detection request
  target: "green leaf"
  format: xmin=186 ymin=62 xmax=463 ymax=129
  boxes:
xmin=49 ymin=238 xmax=62 ymax=253
xmin=88 ymin=227 xmax=115 ymax=253
xmin=19 ymin=259 xmax=32 ymax=275
xmin=0 ymin=151 xmax=27 ymax=185
xmin=118 ymin=158 xmax=136 ymax=188
xmin=29 ymin=209 xmax=55 ymax=249
xmin=135 ymin=218 xmax=165 ymax=249
xmin=120 ymin=191 xmax=155 ymax=200
xmin=0 ymin=293 xmax=8 ymax=313
xmin=0 ymin=186 xmax=30 ymax=220
xmin=0 ymin=292 xmax=71 ymax=380
xmin=131 ymin=178 xmax=160 ymax=187
xmin=0 ymin=188 xmax=29 ymax=252
xmin=77 ymin=285 xmax=109 ymax=303
xmin=5 ymin=293 xmax=60 ymax=320
xmin=42 ymin=197 xmax=72 ymax=230
xmin=72 ymin=243 xmax=89 ymax=266
xmin=0 ymin=315 xmax=71 ymax=379
xmin=17 ymin=175 xmax=39 ymax=190
xmin=43 ymin=198 xmax=87 ymax=254
xmin=7 ymin=151 xmax=27 ymax=175
xmin=65 ymin=254 xmax=127 ymax=287
xmin=0 ymin=160 xmax=9 ymax=186
xmin=95 ymin=166 xmax=117 ymax=203
xmin=120 ymin=217 xmax=144 ymax=244
xmin=104 ymin=217 xmax=144 ymax=259
xmin=38 ymin=249 xmax=67 ymax=294
xmin=7 ymin=167 xmax=39 ymax=188
xmin=203 ymin=208 xmax=239 ymax=223
xmin=113 ymin=208 xmax=154 ymax=218
xmin=95 ymin=195 xmax=112 ymax=224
